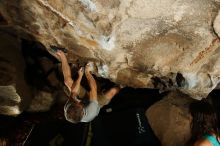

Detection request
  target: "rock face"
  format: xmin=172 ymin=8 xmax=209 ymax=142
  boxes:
xmin=0 ymin=31 xmax=35 ymax=115
xmin=146 ymin=91 xmax=193 ymax=146
xmin=1 ymin=0 xmax=220 ymax=99
xmin=0 ymin=31 xmax=67 ymax=115
xmin=0 ymin=85 xmax=21 ymax=116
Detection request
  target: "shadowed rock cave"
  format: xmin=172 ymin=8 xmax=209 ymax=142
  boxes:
xmin=1 ymin=0 xmax=220 ymax=146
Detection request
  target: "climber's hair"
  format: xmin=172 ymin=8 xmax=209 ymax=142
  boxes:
xmin=186 ymin=98 xmax=219 ymax=145
xmin=64 ymin=92 xmax=83 ymax=123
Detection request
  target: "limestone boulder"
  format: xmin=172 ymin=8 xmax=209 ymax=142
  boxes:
xmin=0 ymin=0 xmax=220 ymax=99
xmin=146 ymin=91 xmax=193 ymax=146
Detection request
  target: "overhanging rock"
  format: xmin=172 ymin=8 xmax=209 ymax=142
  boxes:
xmin=1 ymin=0 xmax=220 ymax=99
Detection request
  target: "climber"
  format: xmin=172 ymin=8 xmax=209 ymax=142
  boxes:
xmin=56 ymin=50 xmax=121 ymax=123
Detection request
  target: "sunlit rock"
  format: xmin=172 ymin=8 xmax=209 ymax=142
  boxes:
xmin=0 ymin=0 xmax=220 ymax=99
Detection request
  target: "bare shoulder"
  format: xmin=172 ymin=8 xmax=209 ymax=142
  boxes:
xmin=194 ymin=138 xmax=213 ymax=146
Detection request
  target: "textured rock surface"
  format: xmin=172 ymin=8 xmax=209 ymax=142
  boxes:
xmin=146 ymin=91 xmax=193 ymax=146
xmin=0 ymin=31 xmax=68 ymax=115
xmin=0 ymin=85 xmax=21 ymax=116
xmin=0 ymin=31 xmax=33 ymax=115
xmin=27 ymin=91 xmax=54 ymax=112
xmin=1 ymin=0 xmax=220 ymax=99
